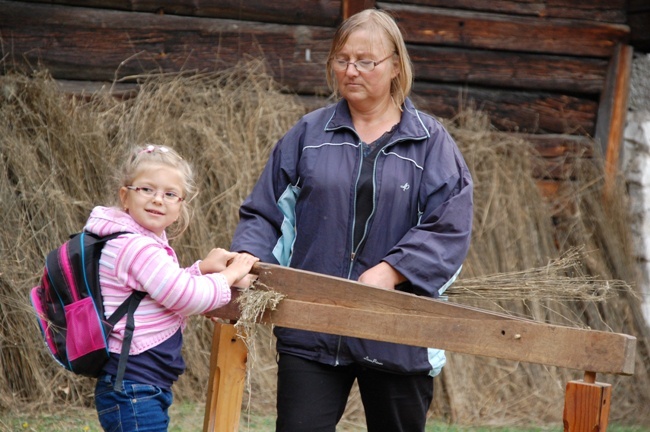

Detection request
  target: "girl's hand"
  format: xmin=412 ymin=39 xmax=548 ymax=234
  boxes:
xmin=221 ymin=253 xmax=259 ymax=287
xmin=199 ymin=248 xmax=237 ymax=274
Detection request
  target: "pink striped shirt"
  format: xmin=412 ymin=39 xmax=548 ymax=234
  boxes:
xmin=84 ymin=206 xmax=231 ymax=355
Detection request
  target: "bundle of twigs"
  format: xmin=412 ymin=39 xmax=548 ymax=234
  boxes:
xmin=449 ymin=248 xmax=634 ymax=303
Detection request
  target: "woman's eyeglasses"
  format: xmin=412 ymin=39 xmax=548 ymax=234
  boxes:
xmin=126 ymin=186 xmax=184 ymax=203
xmin=332 ymin=53 xmax=395 ymax=73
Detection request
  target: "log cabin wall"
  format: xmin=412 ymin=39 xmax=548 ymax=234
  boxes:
xmin=0 ymin=0 xmax=643 ymax=196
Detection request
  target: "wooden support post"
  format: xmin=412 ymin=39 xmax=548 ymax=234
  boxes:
xmin=563 ymin=372 xmax=612 ymax=432
xmin=203 ymin=321 xmax=248 ymax=432
xmin=594 ymin=43 xmax=633 ymax=199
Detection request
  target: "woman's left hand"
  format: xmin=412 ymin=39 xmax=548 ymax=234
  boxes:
xmin=358 ymin=261 xmax=406 ymax=290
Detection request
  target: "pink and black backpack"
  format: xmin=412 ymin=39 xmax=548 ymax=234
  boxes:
xmin=30 ymin=231 xmax=145 ymax=390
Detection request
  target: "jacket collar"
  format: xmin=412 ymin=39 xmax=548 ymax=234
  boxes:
xmin=325 ymin=98 xmax=430 ymax=142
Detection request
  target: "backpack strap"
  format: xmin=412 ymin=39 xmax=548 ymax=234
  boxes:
xmin=106 ymin=290 xmax=147 ymax=391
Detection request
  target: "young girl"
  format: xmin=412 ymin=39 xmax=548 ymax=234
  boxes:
xmin=87 ymin=144 xmax=257 ymax=431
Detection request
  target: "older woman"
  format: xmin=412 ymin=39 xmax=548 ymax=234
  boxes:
xmin=231 ymin=8 xmax=473 ymax=432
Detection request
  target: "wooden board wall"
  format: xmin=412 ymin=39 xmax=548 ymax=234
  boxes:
xmin=0 ymin=0 xmax=634 ymax=191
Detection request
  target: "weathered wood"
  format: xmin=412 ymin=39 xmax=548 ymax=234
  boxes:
xmin=522 ymin=134 xmax=595 ymax=181
xmin=265 ymin=300 xmax=636 ymax=375
xmin=203 ymin=322 xmax=247 ymax=432
xmin=208 ymin=263 xmax=636 ymax=375
xmin=0 ymin=1 xmax=332 ymax=94
xmin=409 ymin=45 xmax=607 ymax=94
xmin=380 ymin=2 xmax=629 ymax=57
xmin=520 ymin=134 xmax=595 ymax=159
xmin=627 ymin=9 xmax=650 ymax=52
xmin=594 ymin=44 xmax=633 ymax=198
xmin=563 ymin=379 xmax=612 ymax=432
xmin=17 ymin=0 xmax=342 ymax=26
xmin=412 ymin=83 xmax=598 ymax=134
xmin=342 ymin=0 xmax=375 ymax=19
xmin=397 ymin=0 xmax=626 ymax=23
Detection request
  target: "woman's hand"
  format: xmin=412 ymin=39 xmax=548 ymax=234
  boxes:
xmin=358 ymin=261 xmax=406 ymax=290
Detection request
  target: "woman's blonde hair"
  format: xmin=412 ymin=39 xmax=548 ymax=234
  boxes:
xmin=115 ymin=144 xmax=198 ymax=239
xmin=326 ymin=9 xmax=413 ymax=107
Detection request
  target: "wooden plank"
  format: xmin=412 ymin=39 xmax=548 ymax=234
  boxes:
xmin=412 ymin=83 xmax=598 ymax=134
xmin=203 ymin=322 xmax=247 ymax=432
xmin=260 ymin=299 xmax=635 ymax=375
xmin=16 ymin=0 xmax=342 ymax=26
xmin=380 ymin=2 xmax=629 ymax=57
xmin=208 ymin=263 xmax=636 ymax=375
xmin=409 ymin=45 xmax=607 ymax=94
xmin=217 ymin=263 xmax=520 ymax=322
xmin=594 ymin=44 xmax=633 ymax=197
xmin=394 ymin=0 xmax=626 ymax=23
xmin=0 ymin=1 xmax=332 ymax=94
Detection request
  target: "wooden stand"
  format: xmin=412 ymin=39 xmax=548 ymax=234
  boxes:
xmin=563 ymin=372 xmax=612 ymax=432
xmin=203 ymin=321 xmax=248 ymax=432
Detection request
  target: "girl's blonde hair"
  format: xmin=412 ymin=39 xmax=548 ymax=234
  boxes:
xmin=326 ymin=9 xmax=413 ymax=108
xmin=115 ymin=144 xmax=198 ymax=239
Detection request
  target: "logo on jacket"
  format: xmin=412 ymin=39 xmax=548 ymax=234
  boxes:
xmin=400 ymin=182 xmax=410 ymax=191
xmin=363 ymin=356 xmax=384 ymax=366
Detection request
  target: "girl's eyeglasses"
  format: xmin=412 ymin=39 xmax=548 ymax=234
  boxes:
xmin=126 ymin=186 xmax=184 ymax=203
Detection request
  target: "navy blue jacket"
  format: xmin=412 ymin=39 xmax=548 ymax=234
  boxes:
xmin=231 ymin=98 xmax=473 ymax=375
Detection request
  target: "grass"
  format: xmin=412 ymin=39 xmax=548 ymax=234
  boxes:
xmin=2 ymin=403 xmax=650 ymax=432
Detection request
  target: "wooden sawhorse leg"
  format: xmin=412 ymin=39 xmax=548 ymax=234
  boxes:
xmin=563 ymin=371 xmax=612 ymax=432
xmin=203 ymin=321 xmax=248 ymax=432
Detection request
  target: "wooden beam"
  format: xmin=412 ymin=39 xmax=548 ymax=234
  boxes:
xmin=594 ymin=44 xmax=633 ymax=198
xmin=16 ymin=0 xmax=341 ymax=26
xmin=208 ymin=263 xmax=636 ymax=375
xmin=380 ymin=2 xmax=629 ymax=57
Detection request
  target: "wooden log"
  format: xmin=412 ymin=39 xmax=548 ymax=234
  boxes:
xmin=208 ymin=263 xmax=637 ymax=375
xmin=203 ymin=322 xmax=248 ymax=432
xmin=409 ymin=45 xmax=607 ymax=94
xmin=627 ymin=0 xmax=650 ymax=52
xmin=16 ymin=0 xmax=342 ymax=26
xmin=594 ymin=44 xmax=633 ymax=198
xmin=380 ymin=2 xmax=629 ymax=57
xmin=412 ymin=83 xmax=598 ymax=134
xmin=342 ymin=0 xmax=376 ymax=19
xmin=519 ymin=134 xmax=595 ymax=159
xmin=0 ymin=1 xmax=333 ymax=94
xmin=395 ymin=0 xmax=626 ymax=23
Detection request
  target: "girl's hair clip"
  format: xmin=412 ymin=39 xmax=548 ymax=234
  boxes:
xmin=139 ymin=144 xmax=170 ymax=154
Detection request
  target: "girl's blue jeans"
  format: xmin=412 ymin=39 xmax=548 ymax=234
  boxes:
xmin=95 ymin=373 xmax=173 ymax=432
